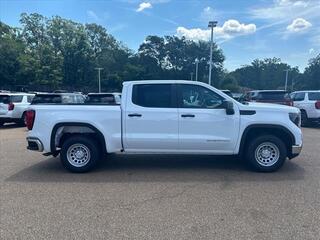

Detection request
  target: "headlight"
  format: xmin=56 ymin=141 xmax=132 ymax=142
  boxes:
xmin=289 ymin=112 xmax=301 ymax=127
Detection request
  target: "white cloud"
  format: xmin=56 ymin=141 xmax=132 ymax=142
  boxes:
xmin=87 ymin=10 xmax=99 ymax=21
xmin=287 ymin=18 xmax=312 ymax=32
xmin=176 ymin=20 xmax=256 ymax=42
xmin=250 ymin=0 xmax=319 ymax=20
xmin=136 ymin=2 xmax=152 ymax=12
xmin=309 ymin=48 xmax=315 ymax=54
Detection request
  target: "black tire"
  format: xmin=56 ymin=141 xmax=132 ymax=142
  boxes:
xmin=301 ymin=110 xmax=309 ymax=127
xmin=246 ymin=135 xmax=287 ymax=172
xmin=19 ymin=112 xmax=27 ymax=126
xmin=60 ymin=135 xmax=100 ymax=173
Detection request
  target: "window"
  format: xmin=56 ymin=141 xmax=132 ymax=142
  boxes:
xmin=132 ymin=84 xmax=174 ymax=108
xmin=308 ymin=92 xmax=320 ymax=101
xmin=257 ymin=92 xmax=287 ymax=100
xmin=10 ymin=95 xmax=23 ymax=102
xmin=0 ymin=95 xmax=10 ymax=104
xmin=85 ymin=94 xmax=116 ymax=105
xmin=178 ymin=84 xmax=224 ymax=109
xmin=293 ymin=92 xmax=305 ymax=101
xmin=27 ymin=95 xmax=34 ymax=103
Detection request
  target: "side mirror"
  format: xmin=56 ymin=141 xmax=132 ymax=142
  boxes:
xmin=222 ymin=100 xmax=235 ymax=115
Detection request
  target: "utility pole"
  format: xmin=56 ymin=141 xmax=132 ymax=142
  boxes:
xmin=195 ymin=58 xmax=199 ymax=81
xmin=284 ymin=69 xmax=290 ymax=91
xmin=95 ymin=67 xmax=103 ymax=93
xmin=208 ymin=21 xmax=218 ymax=86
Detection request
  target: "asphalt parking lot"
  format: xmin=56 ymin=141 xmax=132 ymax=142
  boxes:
xmin=0 ymin=125 xmax=319 ymax=240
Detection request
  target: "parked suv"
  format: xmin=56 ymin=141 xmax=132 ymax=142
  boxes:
xmin=0 ymin=93 xmax=35 ymax=126
xmin=85 ymin=93 xmax=121 ymax=105
xmin=241 ymin=90 xmax=293 ymax=106
xmin=291 ymin=90 xmax=320 ymax=126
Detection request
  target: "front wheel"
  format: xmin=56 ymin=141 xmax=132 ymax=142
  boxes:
xmin=246 ymin=135 xmax=287 ymax=172
xmin=60 ymin=135 xmax=100 ymax=173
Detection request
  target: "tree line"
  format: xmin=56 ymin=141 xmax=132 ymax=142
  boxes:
xmin=0 ymin=13 xmax=319 ymax=92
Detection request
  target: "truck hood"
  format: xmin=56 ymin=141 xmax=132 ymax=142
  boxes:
xmin=238 ymin=102 xmax=300 ymax=113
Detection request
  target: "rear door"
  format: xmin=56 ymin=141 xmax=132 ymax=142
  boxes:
xmin=124 ymin=83 xmax=179 ymax=152
xmin=177 ymin=84 xmax=240 ymax=154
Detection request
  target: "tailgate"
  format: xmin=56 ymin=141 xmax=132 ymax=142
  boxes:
xmin=0 ymin=103 xmax=9 ymax=115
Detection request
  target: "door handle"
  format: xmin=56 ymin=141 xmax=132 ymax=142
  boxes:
xmin=181 ymin=114 xmax=195 ymax=118
xmin=128 ymin=113 xmax=142 ymax=117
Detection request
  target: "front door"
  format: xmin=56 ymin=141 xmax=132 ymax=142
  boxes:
xmin=177 ymin=84 xmax=240 ymax=154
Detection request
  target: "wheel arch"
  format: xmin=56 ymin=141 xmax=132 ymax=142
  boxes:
xmin=50 ymin=122 xmax=107 ymax=155
xmin=239 ymin=124 xmax=295 ymax=157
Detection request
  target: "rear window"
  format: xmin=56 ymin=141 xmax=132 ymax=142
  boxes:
xmin=85 ymin=94 xmax=117 ymax=105
xmin=132 ymin=84 xmax=173 ymax=108
xmin=257 ymin=92 xmax=288 ymax=100
xmin=308 ymin=92 xmax=320 ymax=100
xmin=0 ymin=95 xmax=10 ymax=104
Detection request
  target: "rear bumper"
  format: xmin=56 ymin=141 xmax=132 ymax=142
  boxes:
xmin=26 ymin=137 xmax=44 ymax=152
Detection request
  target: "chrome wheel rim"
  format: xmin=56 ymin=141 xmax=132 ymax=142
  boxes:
xmin=255 ymin=142 xmax=280 ymax=167
xmin=67 ymin=144 xmax=91 ymax=167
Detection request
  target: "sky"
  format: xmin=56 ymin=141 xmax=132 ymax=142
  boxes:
xmin=0 ymin=0 xmax=319 ymax=71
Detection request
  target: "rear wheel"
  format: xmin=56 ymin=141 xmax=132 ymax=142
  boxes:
xmin=246 ymin=135 xmax=287 ymax=172
xmin=60 ymin=135 xmax=100 ymax=173
xmin=19 ymin=112 xmax=27 ymax=126
xmin=301 ymin=110 xmax=309 ymax=127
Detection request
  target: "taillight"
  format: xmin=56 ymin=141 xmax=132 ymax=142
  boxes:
xmin=26 ymin=110 xmax=35 ymax=130
xmin=315 ymin=101 xmax=320 ymax=109
xmin=8 ymin=103 xmax=14 ymax=110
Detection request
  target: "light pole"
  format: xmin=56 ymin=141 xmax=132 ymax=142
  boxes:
xmin=195 ymin=58 xmax=199 ymax=81
xmin=208 ymin=20 xmax=218 ymax=86
xmin=95 ymin=67 xmax=103 ymax=93
xmin=284 ymin=69 xmax=290 ymax=91
xmin=190 ymin=72 xmax=194 ymax=81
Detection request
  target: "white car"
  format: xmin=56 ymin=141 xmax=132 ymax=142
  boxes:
xmin=26 ymin=80 xmax=302 ymax=173
xmin=291 ymin=90 xmax=320 ymax=126
xmin=0 ymin=93 xmax=35 ymax=126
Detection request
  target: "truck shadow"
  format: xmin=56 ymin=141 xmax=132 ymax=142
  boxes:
xmin=0 ymin=123 xmax=25 ymax=129
xmin=6 ymin=154 xmax=305 ymax=183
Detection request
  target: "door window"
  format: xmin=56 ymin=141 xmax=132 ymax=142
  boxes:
xmin=132 ymin=84 xmax=175 ymax=108
xmin=178 ymin=84 xmax=224 ymax=109
xmin=293 ymin=92 xmax=305 ymax=101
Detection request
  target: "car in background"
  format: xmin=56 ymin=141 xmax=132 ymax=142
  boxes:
xmin=241 ymin=90 xmax=293 ymax=106
xmin=220 ymin=90 xmax=233 ymax=98
xmin=291 ymin=90 xmax=320 ymax=126
xmin=0 ymin=93 xmax=35 ymax=126
xmin=31 ymin=93 xmax=85 ymax=105
xmin=85 ymin=93 xmax=121 ymax=105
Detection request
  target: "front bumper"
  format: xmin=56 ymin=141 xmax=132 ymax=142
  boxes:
xmin=26 ymin=137 xmax=44 ymax=152
xmin=289 ymin=144 xmax=303 ymax=159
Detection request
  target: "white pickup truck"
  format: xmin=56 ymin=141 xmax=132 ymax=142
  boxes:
xmin=26 ymin=80 xmax=303 ymax=173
